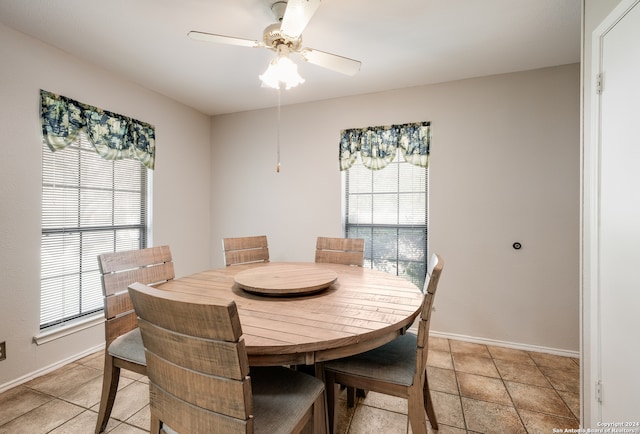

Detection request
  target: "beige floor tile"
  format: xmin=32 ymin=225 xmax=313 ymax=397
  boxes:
xmin=103 ymin=415 xmax=122 ymax=432
xmin=529 ymin=352 xmax=579 ymax=371
xmin=75 ymin=349 xmax=103 ymax=364
xmin=49 ymin=409 xmax=99 ymax=433
xmin=487 ymin=346 xmax=535 ymax=365
xmin=430 ymin=391 xmax=465 ymax=430
xmin=334 ymin=393 xmax=357 ymax=434
xmin=0 ymin=399 xmax=84 ymax=434
xmin=461 ymin=397 xmax=527 ymax=434
xmin=0 ymin=386 xmax=52 ymax=426
xmin=427 ymin=366 xmax=458 ymax=395
xmin=505 ymin=381 xmax=574 ymax=419
xmin=452 ymin=353 xmax=500 ymax=378
xmin=428 ymin=336 xmax=450 ymax=352
xmin=450 ymin=340 xmax=491 ymax=358
xmin=117 ymin=366 xmax=148 ymax=382
xmin=360 ymin=391 xmax=408 ymax=414
xmin=518 ymin=408 xmax=579 ymax=432
xmin=348 ymin=404 xmax=408 ymax=434
xmin=61 ymin=372 xmax=135 ymax=409
xmin=456 ymin=372 xmax=512 ymax=406
xmin=421 ymin=423 xmax=467 ymax=434
xmin=93 ymin=381 xmax=149 ymax=422
xmin=77 ymin=351 xmax=106 ymax=370
xmin=125 ymin=405 xmax=150 ymax=430
xmin=427 ymin=349 xmax=453 ymax=369
xmin=107 ymin=422 xmax=148 ymax=433
xmin=539 ymin=365 xmax=580 ymax=393
xmin=557 ymin=389 xmax=580 ymax=420
xmin=493 ymin=358 xmax=552 ymax=388
xmin=58 ymin=374 xmax=103 ymax=409
xmin=25 ymin=364 xmax=102 ymax=397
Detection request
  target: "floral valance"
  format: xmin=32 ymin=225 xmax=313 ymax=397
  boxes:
xmin=339 ymin=121 xmax=431 ymax=171
xmin=40 ymin=90 xmax=156 ymax=169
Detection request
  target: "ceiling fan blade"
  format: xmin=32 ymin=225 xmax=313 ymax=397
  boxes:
xmin=280 ymin=0 xmax=321 ymax=39
xmin=300 ymin=48 xmax=361 ymax=76
xmin=188 ymin=31 xmax=262 ymax=48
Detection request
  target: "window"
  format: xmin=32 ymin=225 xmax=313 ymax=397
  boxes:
xmin=344 ymin=152 xmax=428 ymax=289
xmin=40 ymin=133 xmax=148 ymax=329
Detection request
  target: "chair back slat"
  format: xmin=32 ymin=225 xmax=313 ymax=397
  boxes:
xmin=315 ymin=237 xmax=364 ymax=267
xmin=150 ymin=382 xmax=253 ymax=434
xmin=128 ymin=283 xmax=242 ymax=340
xmin=98 ymin=245 xmax=174 ymax=346
xmin=138 ymin=318 xmax=249 ymax=379
xmin=102 ymin=263 xmax=175 ymax=319
xmin=145 ymin=350 xmax=251 ymax=419
xmin=99 ymin=245 xmax=173 ymax=273
xmin=105 ymin=311 xmax=139 ymax=345
xmin=225 ymin=249 xmax=270 ymax=266
xmin=102 ymin=262 xmax=176 ymax=298
xmin=223 ymin=236 xmax=270 ymax=266
xmin=128 ymin=283 xmax=255 ymax=434
xmin=105 ymin=292 xmax=135 ymax=321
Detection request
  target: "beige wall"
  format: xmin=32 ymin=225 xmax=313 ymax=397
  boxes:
xmin=210 ymin=64 xmax=581 ymax=354
xmin=0 ymin=24 xmax=211 ymax=389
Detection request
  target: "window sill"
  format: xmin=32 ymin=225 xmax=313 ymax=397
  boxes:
xmin=33 ymin=314 xmax=104 ymax=345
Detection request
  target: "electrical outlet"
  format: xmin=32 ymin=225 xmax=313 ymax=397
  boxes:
xmin=0 ymin=341 xmax=5 ymax=361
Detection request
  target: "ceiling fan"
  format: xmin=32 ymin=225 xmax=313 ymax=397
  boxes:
xmin=188 ymin=0 xmax=362 ymax=83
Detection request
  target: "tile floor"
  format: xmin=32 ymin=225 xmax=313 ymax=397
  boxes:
xmin=0 ymin=337 xmax=580 ymax=433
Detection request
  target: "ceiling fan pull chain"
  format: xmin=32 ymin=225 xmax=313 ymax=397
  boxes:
xmin=276 ymin=87 xmax=281 ymax=173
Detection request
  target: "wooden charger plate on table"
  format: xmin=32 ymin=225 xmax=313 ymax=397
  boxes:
xmin=234 ymin=264 xmax=338 ymax=296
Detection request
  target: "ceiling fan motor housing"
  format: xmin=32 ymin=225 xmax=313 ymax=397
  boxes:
xmin=263 ymin=22 xmax=302 ymax=51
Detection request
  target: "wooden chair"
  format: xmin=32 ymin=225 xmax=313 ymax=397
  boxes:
xmin=314 ymin=236 xmax=365 ymax=405
xmin=314 ymin=237 xmax=364 ymax=267
xmin=223 ymin=235 xmax=270 ymax=266
xmin=127 ymin=282 xmax=328 ymax=434
xmin=94 ymin=246 xmax=174 ymax=434
xmin=323 ymin=254 xmax=444 ymax=434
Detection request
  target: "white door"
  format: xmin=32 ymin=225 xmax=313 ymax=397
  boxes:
xmin=596 ymin=0 xmax=640 ymax=422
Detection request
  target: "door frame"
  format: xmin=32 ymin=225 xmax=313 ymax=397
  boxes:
xmin=583 ymin=0 xmax=640 ymax=425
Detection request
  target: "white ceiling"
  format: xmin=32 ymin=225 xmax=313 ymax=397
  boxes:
xmin=0 ymin=0 xmax=581 ymax=116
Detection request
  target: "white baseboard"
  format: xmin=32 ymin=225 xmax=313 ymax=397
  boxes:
xmin=430 ymin=330 xmax=580 ymax=359
xmin=0 ymin=344 xmax=105 ymax=394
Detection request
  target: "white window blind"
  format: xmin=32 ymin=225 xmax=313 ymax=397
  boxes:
xmin=41 ymin=132 xmax=148 ymax=329
xmin=345 ymin=152 xmax=428 ymax=288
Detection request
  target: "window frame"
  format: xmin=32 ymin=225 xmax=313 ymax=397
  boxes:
xmin=343 ymin=153 xmax=429 ymax=289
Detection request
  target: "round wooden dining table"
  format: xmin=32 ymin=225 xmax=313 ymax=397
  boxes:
xmin=155 ymin=261 xmax=424 ymax=367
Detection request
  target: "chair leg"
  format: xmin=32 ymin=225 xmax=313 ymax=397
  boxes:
xmin=95 ymin=354 xmax=120 ymax=433
xmin=325 ymin=371 xmax=338 ymax=434
xmin=312 ymin=390 xmax=328 ymax=434
xmin=423 ymin=373 xmax=438 ymax=430
xmin=408 ymin=383 xmax=429 ymax=434
xmin=151 ymin=416 xmax=161 ymax=433
xmin=346 ymin=386 xmax=356 ymax=408
xmin=345 ymin=387 xmax=366 ymax=407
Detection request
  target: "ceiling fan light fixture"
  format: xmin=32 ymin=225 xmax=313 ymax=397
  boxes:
xmin=190 ymin=0 xmax=361 ymax=91
xmin=259 ymin=45 xmax=305 ymax=90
